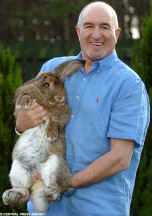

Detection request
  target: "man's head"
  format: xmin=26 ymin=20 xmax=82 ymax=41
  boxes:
xmin=76 ymin=1 xmax=121 ymax=61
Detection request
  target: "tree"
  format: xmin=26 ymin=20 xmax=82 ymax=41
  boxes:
xmin=0 ymin=45 xmax=26 ymax=212
xmin=131 ymin=11 xmax=152 ymax=216
xmin=0 ymin=0 xmax=150 ymax=42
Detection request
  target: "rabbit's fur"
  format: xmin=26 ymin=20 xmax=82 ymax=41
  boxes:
xmin=2 ymin=59 xmax=84 ymax=213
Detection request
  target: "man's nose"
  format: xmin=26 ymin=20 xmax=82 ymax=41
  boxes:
xmin=92 ymin=27 xmax=102 ymax=39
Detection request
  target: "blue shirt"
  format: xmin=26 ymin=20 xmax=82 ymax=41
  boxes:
xmin=27 ymin=51 xmax=150 ymax=216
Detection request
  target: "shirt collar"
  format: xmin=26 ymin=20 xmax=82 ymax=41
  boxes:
xmin=98 ymin=50 xmax=118 ymax=71
xmin=75 ymin=50 xmax=118 ymax=72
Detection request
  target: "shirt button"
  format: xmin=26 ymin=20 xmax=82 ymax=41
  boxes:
xmin=136 ymin=78 xmax=140 ymax=84
xmin=71 ymin=114 xmax=74 ymax=118
xmin=76 ymin=96 xmax=80 ymax=100
xmin=83 ymin=78 xmax=86 ymax=81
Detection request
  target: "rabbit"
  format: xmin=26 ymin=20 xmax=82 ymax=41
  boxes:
xmin=2 ymin=59 xmax=85 ymax=214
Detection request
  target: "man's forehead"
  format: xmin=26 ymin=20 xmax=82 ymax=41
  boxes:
xmin=82 ymin=5 xmax=113 ymax=24
xmin=83 ymin=4 xmax=112 ymax=16
xmin=82 ymin=10 xmax=113 ymax=27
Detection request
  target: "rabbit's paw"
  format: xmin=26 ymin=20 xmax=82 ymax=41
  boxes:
xmin=44 ymin=186 xmax=60 ymax=201
xmin=2 ymin=188 xmax=29 ymax=206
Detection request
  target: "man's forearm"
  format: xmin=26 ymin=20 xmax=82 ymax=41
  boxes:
xmin=72 ymin=151 xmax=123 ymax=188
xmin=72 ymin=139 xmax=134 ymax=188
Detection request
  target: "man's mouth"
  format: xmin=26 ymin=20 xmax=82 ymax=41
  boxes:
xmin=89 ymin=42 xmax=104 ymax=47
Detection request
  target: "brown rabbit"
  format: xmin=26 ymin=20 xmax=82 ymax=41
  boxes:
xmin=2 ymin=59 xmax=85 ymax=213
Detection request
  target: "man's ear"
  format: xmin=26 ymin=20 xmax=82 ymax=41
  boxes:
xmin=75 ymin=25 xmax=81 ymax=41
xmin=115 ymin=27 xmax=121 ymax=43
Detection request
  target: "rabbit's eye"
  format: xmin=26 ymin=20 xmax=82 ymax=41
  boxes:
xmin=43 ymin=82 xmax=50 ymax=88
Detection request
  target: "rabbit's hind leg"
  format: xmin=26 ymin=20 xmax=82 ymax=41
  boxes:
xmin=40 ymin=154 xmax=61 ymax=201
xmin=31 ymin=180 xmax=49 ymax=214
xmin=2 ymin=159 xmax=32 ymax=206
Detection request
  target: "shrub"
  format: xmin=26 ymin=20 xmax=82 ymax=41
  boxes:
xmin=131 ymin=13 xmax=152 ymax=216
xmin=0 ymin=45 xmax=27 ymax=212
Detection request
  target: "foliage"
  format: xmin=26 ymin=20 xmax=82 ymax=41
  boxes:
xmin=1 ymin=39 xmax=134 ymax=82
xmin=0 ymin=45 xmax=27 ymax=212
xmin=131 ymin=13 xmax=152 ymax=216
xmin=0 ymin=0 xmax=150 ymax=41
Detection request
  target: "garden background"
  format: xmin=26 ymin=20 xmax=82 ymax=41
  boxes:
xmin=0 ymin=0 xmax=152 ymax=215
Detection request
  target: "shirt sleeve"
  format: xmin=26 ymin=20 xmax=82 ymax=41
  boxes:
xmin=107 ymin=77 xmax=150 ymax=146
xmin=37 ymin=58 xmax=58 ymax=76
xmin=38 ymin=56 xmax=75 ymax=77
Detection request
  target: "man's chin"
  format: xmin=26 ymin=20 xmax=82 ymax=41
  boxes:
xmin=87 ymin=54 xmax=105 ymax=61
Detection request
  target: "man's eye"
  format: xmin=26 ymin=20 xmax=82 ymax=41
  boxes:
xmin=101 ymin=25 xmax=110 ymax=30
xmin=85 ymin=25 xmax=93 ymax=29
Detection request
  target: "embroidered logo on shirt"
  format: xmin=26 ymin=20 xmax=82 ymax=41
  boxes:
xmin=96 ymin=97 xmax=99 ymax=103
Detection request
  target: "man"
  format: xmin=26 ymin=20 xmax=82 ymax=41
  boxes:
xmin=16 ymin=2 xmax=150 ymax=216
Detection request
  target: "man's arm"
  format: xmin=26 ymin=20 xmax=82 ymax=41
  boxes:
xmin=72 ymin=138 xmax=135 ymax=188
xmin=15 ymin=102 xmax=48 ymax=133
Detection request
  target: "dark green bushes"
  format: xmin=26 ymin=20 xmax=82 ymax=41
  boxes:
xmin=131 ymin=14 xmax=152 ymax=216
xmin=0 ymin=45 xmax=26 ymax=212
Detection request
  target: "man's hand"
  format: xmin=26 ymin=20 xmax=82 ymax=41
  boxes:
xmin=15 ymin=102 xmax=48 ymax=133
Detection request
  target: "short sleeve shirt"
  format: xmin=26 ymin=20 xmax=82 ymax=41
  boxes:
xmin=27 ymin=51 xmax=150 ymax=216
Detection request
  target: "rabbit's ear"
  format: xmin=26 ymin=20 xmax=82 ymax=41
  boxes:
xmin=13 ymin=87 xmax=22 ymax=105
xmin=12 ymin=91 xmax=18 ymax=105
xmin=53 ymin=59 xmax=85 ymax=81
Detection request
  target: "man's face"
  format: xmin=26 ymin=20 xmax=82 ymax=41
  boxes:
xmin=76 ymin=5 xmax=120 ymax=61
